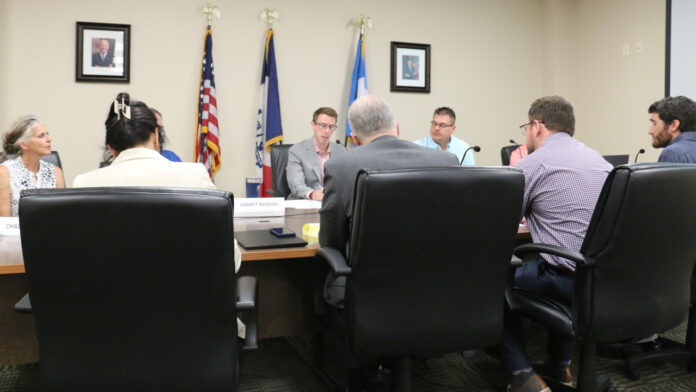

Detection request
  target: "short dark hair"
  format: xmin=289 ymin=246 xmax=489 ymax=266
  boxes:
xmin=312 ymin=107 xmax=338 ymax=123
xmin=528 ymin=95 xmax=575 ymax=136
xmin=648 ymin=96 xmax=696 ymax=133
xmin=105 ymin=92 xmax=157 ymax=154
xmin=150 ymin=107 xmax=168 ymax=151
xmin=433 ymin=107 xmax=456 ymax=123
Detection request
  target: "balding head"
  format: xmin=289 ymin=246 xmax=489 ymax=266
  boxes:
xmin=348 ymin=95 xmax=397 ymax=142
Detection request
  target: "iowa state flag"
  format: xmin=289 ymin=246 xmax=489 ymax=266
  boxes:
xmin=195 ymin=27 xmax=220 ymax=179
xmin=255 ymin=29 xmax=283 ymax=197
xmin=345 ymin=33 xmax=368 ymax=145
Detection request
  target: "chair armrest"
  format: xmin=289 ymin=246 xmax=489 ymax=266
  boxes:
xmin=513 ymin=243 xmax=589 ymax=266
xmin=510 ymin=254 xmax=523 ymax=268
xmin=236 ymin=276 xmax=258 ymax=350
xmin=315 ymin=247 xmax=352 ymax=276
xmin=236 ymin=276 xmax=257 ymax=310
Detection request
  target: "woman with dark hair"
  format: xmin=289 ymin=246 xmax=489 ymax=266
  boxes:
xmin=74 ymin=93 xmax=213 ymax=188
xmin=0 ymin=115 xmax=65 ymax=216
xmin=74 ymin=93 xmax=244 ymax=340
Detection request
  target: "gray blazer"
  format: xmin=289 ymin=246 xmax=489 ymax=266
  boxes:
xmin=318 ymin=135 xmax=459 ymax=307
xmin=319 ymin=135 xmax=459 ymax=257
xmin=286 ymin=137 xmax=347 ymax=199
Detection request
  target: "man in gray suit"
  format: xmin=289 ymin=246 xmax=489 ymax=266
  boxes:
xmin=320 ymin=95 xmax=459 ymax=307
xmin=286 ymin=107 xmax=347 ymax=200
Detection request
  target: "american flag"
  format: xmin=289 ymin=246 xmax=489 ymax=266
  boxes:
xmin=195 ymin=27 xmax=220 ymax=179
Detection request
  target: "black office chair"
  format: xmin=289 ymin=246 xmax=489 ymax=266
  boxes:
xmin=501 ymin=145 xmax=519 ymax=166
xmin=13 ymin=150 xmax=63 ymax=311
xmin=601 ymin=154 xmax=629 ymax=167
xmin=41 ymin=151 xmax=62 ymax=169
xmin=315 ymin=166 xmax=524 ymax=391
xmin=19 ymin=187 xmax=257 ymax=391
xmin=507 ymin=163 xmax=696 ymax=392
xmin=266 ymin=143 xmax=293 ymax=198
xmin=0 ymin=150 xmax=61 ymax=168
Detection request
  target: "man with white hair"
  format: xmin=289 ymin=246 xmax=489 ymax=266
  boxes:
xmin=319 ymin=95 xmax=458 ymax=391
xmin=320 ymin=95 xmax=458 ymax=305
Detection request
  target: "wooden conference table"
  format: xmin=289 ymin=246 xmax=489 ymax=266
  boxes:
xmin=0 ymin=209 xmax=530 ymax=363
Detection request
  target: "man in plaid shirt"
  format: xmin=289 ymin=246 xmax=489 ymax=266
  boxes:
xmin=502 ymin=96 xmax=613 ymax=392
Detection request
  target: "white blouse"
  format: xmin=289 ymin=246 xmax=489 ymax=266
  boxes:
xmin=4 ymin=157 xmax=56 ymax=216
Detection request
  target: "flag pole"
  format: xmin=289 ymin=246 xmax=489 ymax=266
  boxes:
xmin=345 ymin=14 xmax=372 ymax=146
xmin=201 ymin=2 xmax=221 ymax=27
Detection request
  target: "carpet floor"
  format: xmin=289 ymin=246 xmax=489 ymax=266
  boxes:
xmin=1 ymin=320 xmax=695 ymax=391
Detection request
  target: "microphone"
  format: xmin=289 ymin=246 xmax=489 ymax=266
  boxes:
xmin=461 ymin=145 xmax=481 ymax=165
xmin=509 ymin=139 xmax=520 ymax=149
xmin=634 ymin=148 xmax=645 ymax=163
xmin=335 ymin=139 xmax=342 ymax=146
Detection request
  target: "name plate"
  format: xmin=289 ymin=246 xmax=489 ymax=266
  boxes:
xmin=0 ymin=217 xmax=20 ymax=236
xmin=234 ymin=197 xmax=285 ymax=217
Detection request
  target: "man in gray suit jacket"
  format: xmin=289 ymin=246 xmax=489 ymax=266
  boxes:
xmin=319 ymin=95 xmax=459 ymax=307
xmin=286 ymin=107 xmax=347 ymax=200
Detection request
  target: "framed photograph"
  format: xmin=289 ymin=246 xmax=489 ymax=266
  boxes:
xmin=390 ymin=42 xmax=430 ymax=93
xmin=76 ymin=22 xmax=130 ymax=83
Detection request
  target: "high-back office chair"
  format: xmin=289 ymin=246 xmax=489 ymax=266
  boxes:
xmin=267 ymin=143 xmax=293 ymax=198
xmin=315 ymin=167 xmax=524 ymax=391
xmin=508 ymin=163 xmax=696 ymax=392
xmin=41 ymin=151 xmax=62 ymax=169
xmin=20 ymin=187 xmax=256 ymax=391
xmin=0 ymin=150 xmax=62 ymax=168
xmin=10 ymin=150 xmax=63 ymax=311
xmin=601 ymin=154 xmax=629 ymax=167
xmin=501 ymin=145 xmax=519 ymax=166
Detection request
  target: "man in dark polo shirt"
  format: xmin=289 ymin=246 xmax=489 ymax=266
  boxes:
xmin=648 ymin=96 xmax=696 ymax=163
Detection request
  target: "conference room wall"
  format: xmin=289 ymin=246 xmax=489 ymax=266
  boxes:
xmin=570 ymin=0 xmax=665 ymax=163
xmin=0 ymin=0 xmax=544 ymax=195
xmin=0 ymin=0 xmax=664 ymax=197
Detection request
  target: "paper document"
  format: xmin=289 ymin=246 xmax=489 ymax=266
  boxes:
xmin=284 ymin=200 xmax=322 ymax=209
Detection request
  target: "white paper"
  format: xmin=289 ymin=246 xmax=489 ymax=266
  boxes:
xmin=234 ymin=197 xmax=285 ymax=217
xmin=0 ymin=217 xmax=20 ymax=236
xmin=283 ymin=200 xmax=322 ymax=209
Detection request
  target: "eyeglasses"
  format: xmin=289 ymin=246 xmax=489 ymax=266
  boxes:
xmin=430 ymin=121 xmax=454 ymax=128
xmin=519 ymin=121 xmax=544 ymax=135
xmin=314 ymin=122 xmax=338 ymax=131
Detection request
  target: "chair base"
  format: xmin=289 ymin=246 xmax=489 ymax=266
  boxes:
xmin=624 ymin=337 xmax=695 ymax=380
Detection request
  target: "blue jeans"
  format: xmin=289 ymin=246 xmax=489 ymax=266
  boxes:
xmin=499 ymin=258 xmax=574 ymax=372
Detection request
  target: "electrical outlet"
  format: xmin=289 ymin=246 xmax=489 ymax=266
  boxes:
xmin=635 ymin=41 xmax=644 ymax=54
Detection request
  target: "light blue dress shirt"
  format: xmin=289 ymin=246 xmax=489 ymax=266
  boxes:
xmin=414 ymin=135 xmax=475 ymax=165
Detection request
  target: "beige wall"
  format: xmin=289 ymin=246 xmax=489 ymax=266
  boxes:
xmin=0 ymin=0 xmax=667 ymax=196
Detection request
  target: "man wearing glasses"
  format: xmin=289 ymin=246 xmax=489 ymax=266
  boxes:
xmin=414 ymin=107 xmax=475 ymax=165
xmin=501 ymin=96 xmax=612 ymax=392
xmin=286 ymin=107 xmax=347 ymax=200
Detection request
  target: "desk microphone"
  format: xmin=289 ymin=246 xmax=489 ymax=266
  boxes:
xmin=634 ymin=148 xmax=645 ymax=163
xmin=509 ymin=139 xmax=520 ymax=149
xmin=461 ymin=146 xmax=481 ymax=165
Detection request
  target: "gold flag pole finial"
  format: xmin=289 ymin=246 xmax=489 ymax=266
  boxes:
xmin=260 ymin=7 xmax=280 ymax=30
xmin=201 ymin=2 xmax=221 ymax=27
xmin=354 ymin=13 xmax=372 ymax=35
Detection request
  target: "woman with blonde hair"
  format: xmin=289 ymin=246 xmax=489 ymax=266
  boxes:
xmin=0 ymin=115 xmax=65 ymax=216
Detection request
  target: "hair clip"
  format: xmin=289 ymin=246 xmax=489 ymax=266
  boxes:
xmin=113 ymin=97 xmax=131 ymax=120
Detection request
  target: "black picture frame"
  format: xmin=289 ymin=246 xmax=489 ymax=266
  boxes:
xmin=390 ymin=41 xmax=430 ymax=93
xmin=76 ymin=21 xmax=130 ymax=83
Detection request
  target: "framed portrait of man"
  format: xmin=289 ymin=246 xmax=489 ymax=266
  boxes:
xmin=76 ymin=22 xmax=130 ymax=83
xmin=390 ymin=42 xmax=430 ymax=93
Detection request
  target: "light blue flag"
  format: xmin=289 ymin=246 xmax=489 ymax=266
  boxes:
xmin=346 ymin=33 xmax=367 ymax=145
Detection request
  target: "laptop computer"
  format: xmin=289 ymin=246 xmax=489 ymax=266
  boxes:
xmin=235 ymin=229 xmax=308 ymax=250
